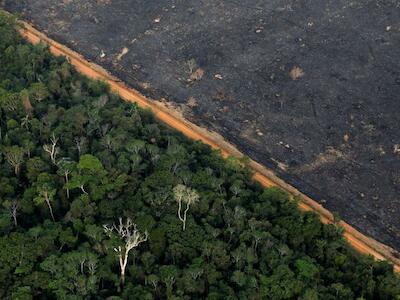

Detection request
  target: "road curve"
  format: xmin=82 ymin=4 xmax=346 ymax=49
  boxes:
xmin=18 ymin=19 xmax=400 ymax=273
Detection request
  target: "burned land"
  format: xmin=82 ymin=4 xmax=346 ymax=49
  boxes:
xmin=3 ymin=0 xmax=400 ymax=250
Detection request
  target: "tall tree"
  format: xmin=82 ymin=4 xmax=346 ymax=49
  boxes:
xmin=103 ymin=217 xmax=148 ymax=287
xmin=33 ymin=173 xmax=57 ymax=222
xmin=57 ymin=158 xmax=75 ymax=199
xmin=173 ymin=184 xmax=199 ymax=231
xmin=42 ymin=133 xmax=59 ymax=164
xmin=67 ymin=154 xmax=108 ymax=198
xmin=3 ymin=146 xmax=25 ymax=175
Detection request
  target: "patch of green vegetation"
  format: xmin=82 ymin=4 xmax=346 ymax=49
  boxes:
xmin=0 ymin=11 xmax=399 ymax=299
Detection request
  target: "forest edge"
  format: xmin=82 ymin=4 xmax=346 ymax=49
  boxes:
xmin=15 ymin=15 xmax=400 ymax=273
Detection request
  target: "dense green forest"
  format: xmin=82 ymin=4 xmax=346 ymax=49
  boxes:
xmin=0 ymin=12 xmax=399 ymax=299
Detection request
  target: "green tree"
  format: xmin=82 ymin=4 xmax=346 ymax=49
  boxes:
xmin=57 ymin=158 xmax=75 ymax=199
xmin=160 ymin=265 xmax=178 ymax=298
xmin=67 ymin=154 xmax=108 ymax=199
xmin=3 ymin=146 xmax=25 ymax=175
xmin=33 ymin=173 xmax=57 ymax=222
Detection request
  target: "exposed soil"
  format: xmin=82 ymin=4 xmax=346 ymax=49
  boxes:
xmin=3 ymin=0 xmax=400 ymax=250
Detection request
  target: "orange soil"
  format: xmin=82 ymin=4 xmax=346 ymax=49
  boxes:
xmin=19 ymin=21 xmax=400 ymax=272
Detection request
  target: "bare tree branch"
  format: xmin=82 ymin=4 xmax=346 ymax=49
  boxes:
xmin=103 ymin=217 xmax=148 ymax=287
xmin=43 ymin=133 xmax=59 ymax=164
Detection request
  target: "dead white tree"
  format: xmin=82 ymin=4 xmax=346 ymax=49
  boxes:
xmin=103 ymin=218 xmax=148 ymax=286
xmin=35 ymin=187 xmax=56 ymax=222
xmin=43 ymin=133 xmax=59 ymax=164
xmin=173 ymin=184 xmax=199 ymax=231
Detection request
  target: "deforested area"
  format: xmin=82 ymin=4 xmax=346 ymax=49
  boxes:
xmin=2 ymin=0 xmax=399 ymax=252
xmin=0 ymin=12 xmax=399 ymax=299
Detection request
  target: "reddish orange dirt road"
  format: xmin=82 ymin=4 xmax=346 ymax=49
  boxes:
xmin=19 ymin=21 xmax=400 ymax=273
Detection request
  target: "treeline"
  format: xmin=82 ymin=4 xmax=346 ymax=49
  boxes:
xmin=0 ymin=12 xmax=399 ymax=299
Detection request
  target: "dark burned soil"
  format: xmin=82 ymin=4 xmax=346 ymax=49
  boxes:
xmin=3 ymin=0 xmax=400 ymax=250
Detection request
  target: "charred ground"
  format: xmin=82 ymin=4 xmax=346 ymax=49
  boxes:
xmin=3 ymin=0 xmax=400 ymax=250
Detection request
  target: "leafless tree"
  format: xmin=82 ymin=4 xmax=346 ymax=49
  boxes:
xmin=43 ymin=133 xmax=59 ymax=164
xmin=173 ymin=184 xmax=199 ymax=231
xmin=103 ymin=218 xmax=148 ymax=286
xmin=35 ymin=188 xmax=56 ymax=222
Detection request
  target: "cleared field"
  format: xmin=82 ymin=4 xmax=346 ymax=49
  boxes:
xmin=1 ymin=13 xmax=399 ymax=298
xmin=3 ymin=0 xmax=399 ymax=252
xmin=18 ymin=18 xmax=400 ymax=271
